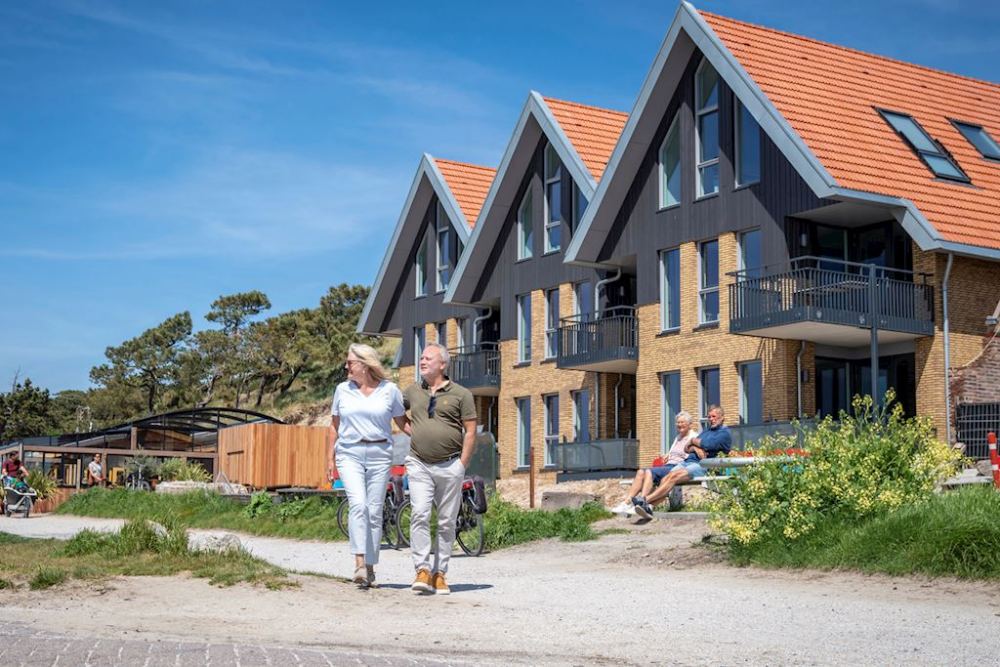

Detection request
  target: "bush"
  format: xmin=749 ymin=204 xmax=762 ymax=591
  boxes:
xmin=158 ymin=459 xmax=211 ymax=482
xmin=25 ymin=469 xmax=57 ymax=500
xmin=30 ymin=567 xmax=67 ymax=590
xmin=711 ymin=392 xmax=962 ymax=548
xmin=244 ymin=491 xmax=273 ymax=518
xmin=484 ymin=499 xmax=611 ymax=550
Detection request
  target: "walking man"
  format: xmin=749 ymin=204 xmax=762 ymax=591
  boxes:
xmin=403 ymin=342 xmax=477 ymax=595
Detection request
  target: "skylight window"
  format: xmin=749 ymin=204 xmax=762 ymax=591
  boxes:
xmin=879 ymin=109 xmax=969 ymax=182
xmin=952 ymin=120 xmax=1000 ymax=161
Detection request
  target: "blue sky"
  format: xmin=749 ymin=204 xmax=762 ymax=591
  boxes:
xmin=3 ymin=0 xmax=999 ymax=393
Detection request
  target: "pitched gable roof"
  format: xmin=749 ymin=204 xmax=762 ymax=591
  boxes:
xmin=567 ymin=1 xmax=1000 ymax=265
xmin=444 ymin=92 xmax=626 ymax=305
xmin=356 ymin=154 xmax=494 ymax=335
xmin=433 ymin=158 xmax=496 ymax=227
xmin=542 ymin=96 xmax=628 ymax=181
xmin=701 ymin=11 xmax=1000 ymax=252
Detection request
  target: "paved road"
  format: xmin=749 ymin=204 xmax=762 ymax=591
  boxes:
xmin=0 ymin=621 xmax=472 ymax=667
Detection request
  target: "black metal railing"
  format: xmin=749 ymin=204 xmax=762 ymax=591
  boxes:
xmin=556 ymin=306 xmax=638 ymax=370
xmin=956 ymin=403 xmax=1000 ymax=460
xmin=729 ymin=256 xmax=934 ymax=337
xmin=554 ymin=438 xmax=639 ymax=473
xmin=449 ymin=343 xmax=501 ymax=391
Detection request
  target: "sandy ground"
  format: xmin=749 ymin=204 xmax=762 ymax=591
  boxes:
xmin=3 ymin=513 xmax=1000 ymax=666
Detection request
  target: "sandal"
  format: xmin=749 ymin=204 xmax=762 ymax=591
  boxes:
xmin=353 ymin=566 xmax=369 ymax=587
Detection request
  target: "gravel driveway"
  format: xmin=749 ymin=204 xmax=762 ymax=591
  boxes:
xmin=2 ymin=513 xmax=999 ymax=666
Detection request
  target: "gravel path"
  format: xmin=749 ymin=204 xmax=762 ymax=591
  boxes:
xmin=3 ymin=514 xmax=1000 ymax=666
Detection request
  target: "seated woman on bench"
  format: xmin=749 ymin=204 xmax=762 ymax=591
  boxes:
xmin=626 ymin=406 xmax=732 ymax=519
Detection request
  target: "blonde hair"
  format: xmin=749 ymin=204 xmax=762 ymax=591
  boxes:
xmin=348 ymin=343 xmax=387 ymax=382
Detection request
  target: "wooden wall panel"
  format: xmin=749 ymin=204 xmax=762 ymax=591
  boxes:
xmin=218 ymin=424 xmax=329 ymax=489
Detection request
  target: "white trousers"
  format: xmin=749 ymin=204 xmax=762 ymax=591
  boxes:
xmin=335 ymin=441 xmax=392 ymax=565
xmin=405 ymin=455 xmax=465 ymax=574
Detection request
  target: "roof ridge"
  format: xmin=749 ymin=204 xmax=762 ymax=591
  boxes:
xmin=431 ymin=157 xmax=496 ymax=173
xmin=540 ymin=95 xmax=628 ymax=118
xmin=699 ymin=9 xmax=1000 ymax=93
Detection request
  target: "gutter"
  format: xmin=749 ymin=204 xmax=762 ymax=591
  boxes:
xmin=942 ymin=253 xmax=954 ymax=444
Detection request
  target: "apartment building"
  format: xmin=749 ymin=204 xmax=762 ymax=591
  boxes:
xmin=360 ymin=2 xmax=1000 ymax=482
xmin=443 ymin=93 xmax=629 ymax=480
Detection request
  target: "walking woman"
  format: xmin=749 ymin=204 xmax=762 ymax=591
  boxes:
xmin=327 ymin=343 xmax=408 ymax=587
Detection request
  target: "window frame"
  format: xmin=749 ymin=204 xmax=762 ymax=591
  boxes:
xmin=658 ymin=114 xmax=682 ymax=209
xmin=543 ymin=393 xmax=559 ymax=467
xmin=435 ymin=203 xmax=453 ymax=293
xmin=435 ymin=321 xmax=447 ymax=347
xmin=574 ymin=280 xmax=593 ymax=321
xmin=659 ymin=247 xmax=680 ymax=332
xmin=544 ymin=287 xmax=560 ymax=360
xmin=878 ymin=108 xmax=970 ymax=182
xmin=571 ymin=181 xmax=588 ymax=234
xmin=413 ymin=327 xmax=425 ymax=381
xmin=543 ymin=143 xmax=563 ymax=253
xmin=695 ymin=59 xmax=721 ymax=198
xmin=739 ymin=360 xmax=763 ymax=425
xmin=738 ymin=228 xmax=762 ymax=279
xmin=660 ymin=371 xmax=681 ymax=455
xmin=455 ymin=317 xmax=467 ymax=351
xmin=571 ymin=389 xmax=591 ymax=443
xmin=516 ymin=397 xmax=531 ymax=469
xmin=517 ymin=292 xmax=532 ymax=363
xmin=517 ymin=189 xmax=534 ymax=260
xmin=698 ymin=239 xmax=720 ymax=325
xmin=950 ymin=119 xmax=1000 ymax=161
xmin=415 ymin=231 xmax=428 ymax=298
xmin=698 ymin=366 xmax=721 ymax=424
xmin=735 ymin=100 xmax=761 ymax=188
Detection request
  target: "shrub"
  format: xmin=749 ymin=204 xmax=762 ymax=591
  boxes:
xmin=158 ymin=459 xmax=211 ymax=482
xmin=244 ymin=491 xmax=273 ymax=518
xmin=711 ymin=392 xmax=962 ymax=548
xmin=30 ymin=567 xmax=67 ymax=590
xmin=25 ymin=469 xmax=57 ymax=500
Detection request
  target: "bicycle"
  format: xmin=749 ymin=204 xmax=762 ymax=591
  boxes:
xmin=124 ymin=460 xmax=152 ymax=491
xmin=335 ymin=475 xmax=407 ymax=549
xmin=394 ymin=477 xmax=486 ymax=557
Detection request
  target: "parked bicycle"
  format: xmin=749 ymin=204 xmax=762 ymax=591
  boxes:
xmin=124 ymin=458 xmax=153 ymax=491
xmin=335 ymin=474 xmax=407 ymax=549
xmin=394 ymin=476 xmax=487 ymax=557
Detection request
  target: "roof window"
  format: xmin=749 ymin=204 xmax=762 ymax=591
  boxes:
xmin=878 ymin=109 xmax=969 ymax=182
xmin=952 ymin=120 xmax=1000 ymax=161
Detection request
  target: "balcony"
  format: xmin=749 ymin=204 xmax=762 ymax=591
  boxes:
xmin=729 ymin=257 xmax=935 ymax=346
xmin=556 ymin=306 xmax=638 ymax=373
xmin=553 ymin=438 xmax=639 ymax=475
xmin=449 ymin=343 xmax=500 ymax=395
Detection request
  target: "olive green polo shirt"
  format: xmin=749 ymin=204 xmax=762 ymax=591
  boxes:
xmin=403 ymin=378 xmax=477 ymax=464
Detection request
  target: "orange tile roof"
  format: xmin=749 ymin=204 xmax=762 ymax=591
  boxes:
xmin=701 ymin=10 xmax=1000 ymax=251
xmin=432 ymin=158 xmax=496 ymax=228
xmin=542 ymin=96 xmax=628 ymax=181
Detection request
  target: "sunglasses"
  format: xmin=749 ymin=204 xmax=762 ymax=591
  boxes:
xmin=428 ymin=395 xmax=437 ymax=417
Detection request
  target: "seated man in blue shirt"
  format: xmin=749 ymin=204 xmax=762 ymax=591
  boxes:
xmin=634 ymin=404 xmax=732 ymax=519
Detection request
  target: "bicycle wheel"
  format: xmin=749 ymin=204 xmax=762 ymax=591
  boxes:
xmin=455 ymin=500 xmax=485 ymax=557
xmin=336 ymin=495 xmax=398 ymax=547
xmin=382 ymin=494 xmax=399 ymax=549
xmin=395 ymin=499 xmax=440 ymax=550
xmin=335 ymin=498 xmax=350 ymax=538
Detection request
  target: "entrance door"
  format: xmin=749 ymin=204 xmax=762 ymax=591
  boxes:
xmin=816 ymin=358 xmax=850 ymax=418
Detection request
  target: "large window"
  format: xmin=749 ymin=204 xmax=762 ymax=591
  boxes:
xmin=879 ymin=109 xmax=969 ymax=182
xmin=952 ymin=120 xmax=1000 ymax=160
xmin=659 ymin=115 xmax=681 ymax=207
xmin=435 ymin=203 xmax=455 ymax=292
xmin=739 ymin=361 xmax=763 ymax=425
xmin=544 ymin=288 xmax=559 ymax=359
xmin=543 ymin=393 xmax=559 ymax=467
xmin=571 ymin=182 xmax=588 ymax=234
xmin=699 ymin=366 xmax=720 ymax=421
xmin=415 ymin=232 xmax=428 ymax=297
xmin=661 ymin=371 xmax=681 ymax=454
xmin=517 ymin=190 xmax=534 ymax=260
xmin=739 ymin=229 xmax=762 ymax=278
xmin=735 ymin=101 xmax=761 ymax=186
xmin=517 ymin=397 xmax=531 ymax=468
xmin=695 ymin=60 xmax=720 ymax=197
xmin=435 ymin=321 xmax=447 ymax=347
xmin=574 ymin=280 xmax=593 ymax=320
xmin=413 ymin=327 xmax=425 ymax=380
xmin=517 ymin=292 xmax=532 ymax=363
xmin=659 ymin=248 xmax=680 ymax=331
xmin=455 ymin=317 xmax=468 ymax=350
xmin=572 ymin=389 xmax=591 ymax=442
xmin=698 ymin=239 xmax=720 ymax=324
xmin=544 ymin=143 xmax=563 ymax=253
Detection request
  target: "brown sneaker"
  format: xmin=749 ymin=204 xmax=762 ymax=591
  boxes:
xmin=431 ymin=571 xmax=450 ymax=595
xmin=411 ymin=568 xmax=433 ymax=594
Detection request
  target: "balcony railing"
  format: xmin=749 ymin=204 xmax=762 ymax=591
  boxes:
xmin=729 ymin=256 xmax=934 ymax=342
xmin=554 ymin=438 xmax=639 ymax=473
xmin=449 ymin=343 xmax=500 ymax=395
xmin=556 ymin=306 xmax=638 ymax=373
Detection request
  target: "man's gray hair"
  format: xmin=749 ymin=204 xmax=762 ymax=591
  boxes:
xmin=424 ymin=341 xmax=450 ymax=367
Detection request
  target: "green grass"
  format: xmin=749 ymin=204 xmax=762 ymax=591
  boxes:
xmin=58 ymin=488 xmax=612 ymax=551
xmin=728 ymin=486 xmax=1000 ymax=580
xmin=0 ymin=521 xmax=294 ymax=591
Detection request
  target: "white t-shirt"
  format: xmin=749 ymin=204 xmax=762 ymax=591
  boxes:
xmin=88 ymin=460 xmax=102 ymax=481
xmin=331 ymin=379 xmax=405 ymax=444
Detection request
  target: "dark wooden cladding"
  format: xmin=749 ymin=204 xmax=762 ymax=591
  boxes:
xmin=597 ymin=50 xmax=832 ymax=306
xmin=471 ymin=137 xmax=604 ymax=341
xmin=380 ymin=193 xmax=478 ymax=366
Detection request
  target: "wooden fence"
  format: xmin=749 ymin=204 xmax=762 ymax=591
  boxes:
xmin=218 ymin=423 xmax=329 ymax=490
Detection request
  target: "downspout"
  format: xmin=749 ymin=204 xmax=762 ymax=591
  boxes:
xmin=613 ymin=373 xmax=623 ymax=437
xmin=471 ymin=307 xmax=492 ymax=347
xmin=942 ymin=253 xmax=954 ymax=444
xmin=592 ymin=268 xmax=622 ymax=440
xmin=796 ymin=341 xmax=806 ymax=418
